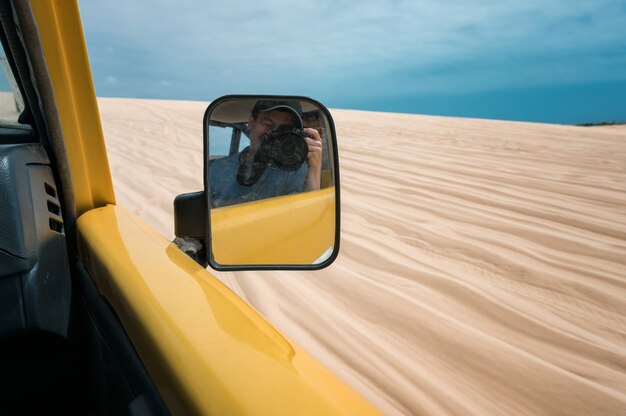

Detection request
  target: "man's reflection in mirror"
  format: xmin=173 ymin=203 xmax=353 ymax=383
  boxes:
xmin=210 ymin=100 xmax=322 ymax=208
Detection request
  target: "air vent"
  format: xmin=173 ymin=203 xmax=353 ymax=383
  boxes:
xmin=47 ymin=200 xmax=60 ymax=215
xmin=45 ymin=182 xmax=63 ymax=233
xmin=49 ymin=218 xmax=63 ymax=233
xmin=44 ymin=182 xmax=56 ymax=197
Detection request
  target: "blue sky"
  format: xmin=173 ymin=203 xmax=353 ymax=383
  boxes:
xmin=78 ymin=0 xmax=626 ymax=124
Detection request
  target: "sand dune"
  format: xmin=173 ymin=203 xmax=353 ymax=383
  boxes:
xmin=98 ymin=97 xmax=626 ymax=416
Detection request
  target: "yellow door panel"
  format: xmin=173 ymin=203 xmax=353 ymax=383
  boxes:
xmin=211 ymin=188 xmax=336 ymax=265
xmin=77 ymin=205 xmax=380 ymax=415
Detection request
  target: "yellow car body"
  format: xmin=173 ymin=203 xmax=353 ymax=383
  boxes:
xmin=22 ymin=1 xmax=380 ymax=414
xmin=211 ymin=187 xmax=336 ymax=265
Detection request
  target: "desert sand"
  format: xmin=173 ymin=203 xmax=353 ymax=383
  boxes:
xmin=98 ymin=97 xmax=626 ymax=416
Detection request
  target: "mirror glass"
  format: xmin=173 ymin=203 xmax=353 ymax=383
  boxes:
xmin=205 ymin=96 xmax=338 ymax=269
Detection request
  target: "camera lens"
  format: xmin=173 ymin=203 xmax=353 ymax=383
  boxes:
xmin=274 ymin=132 xmax=308 ymax=171
xmin=256 ymin=127 xmax=309 ymax=171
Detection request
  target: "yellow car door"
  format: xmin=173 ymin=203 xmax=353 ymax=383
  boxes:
xmin=0 ymin=1 xmax=380 ymax=414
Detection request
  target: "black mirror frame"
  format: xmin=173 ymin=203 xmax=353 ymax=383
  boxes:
xmin=204 ymin=94 xmax=341 ymax=271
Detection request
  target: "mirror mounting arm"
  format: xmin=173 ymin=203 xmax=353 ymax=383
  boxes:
xmin=174 ymin=191 xmax=208 ymax=267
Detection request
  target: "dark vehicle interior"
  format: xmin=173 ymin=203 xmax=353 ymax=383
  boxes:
xmin=0 ymin=3 xmax=167 ymax=415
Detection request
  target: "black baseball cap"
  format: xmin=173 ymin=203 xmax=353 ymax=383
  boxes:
xmin=252 ymin=100 xmax=303 ymax=128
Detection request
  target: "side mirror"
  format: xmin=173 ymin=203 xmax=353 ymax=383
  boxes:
xmin=174 ymin=95 xmax=340 ymax=271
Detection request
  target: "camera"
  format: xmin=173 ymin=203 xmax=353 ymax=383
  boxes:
xmin=255 ymin=124 xmax=309 ymax=171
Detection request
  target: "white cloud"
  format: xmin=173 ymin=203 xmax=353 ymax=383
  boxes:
xmin=104 ymin=75 xmax=117 ymax=86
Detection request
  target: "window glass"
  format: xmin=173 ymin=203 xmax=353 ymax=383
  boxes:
xmin=208 ymin=125 xmax=236 ymax=158
xmin=0 ymin=42 xmax=25 ymax=124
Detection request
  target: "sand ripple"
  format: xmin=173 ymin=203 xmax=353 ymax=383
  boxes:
xmin=100 ymin=98 xmax=626 ymax=415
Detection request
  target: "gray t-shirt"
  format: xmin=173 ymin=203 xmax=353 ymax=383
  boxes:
xmin=209 ymin=152 xmax=307 ymax=208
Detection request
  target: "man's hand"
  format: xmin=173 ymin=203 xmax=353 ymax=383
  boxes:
xmin=303 ymin=128 xmax=322 ymax=192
